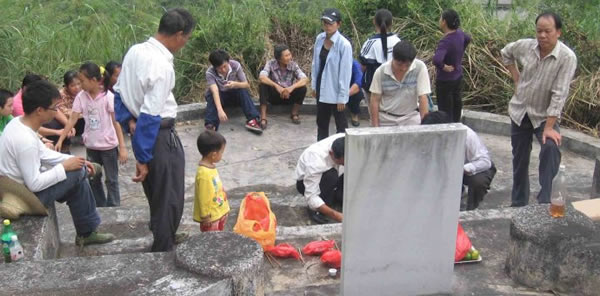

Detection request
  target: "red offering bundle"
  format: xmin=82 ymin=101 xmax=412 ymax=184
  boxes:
xmin=320 ymin=249 xmax=342 ymax=268
xmin=302 ymin=240 xmax=335 ymax=255
xmin=265 ymin=243 xmax=300 ymax=259
xmin=455 ymin=223 xmax=472 ymax=262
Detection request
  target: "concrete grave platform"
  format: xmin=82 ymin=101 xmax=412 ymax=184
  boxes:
xmin=0 ymin=205 xmax=59 ymax=263
xmin=2 ymin=101 xmax=599 ymax=295
xmin=506 ymin=205 xmax=600 ymax=295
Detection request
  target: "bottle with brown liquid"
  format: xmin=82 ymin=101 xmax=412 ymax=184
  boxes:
xmin=550 ymin=165 xmax=566 ymax=218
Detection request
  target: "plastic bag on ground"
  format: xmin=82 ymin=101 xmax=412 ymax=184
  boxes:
xmin=265 ymin=243 xmax=300 ymax=259
xmin=233 ymin=192 xmax=277 ymax=250
xmin=455 ymin=223 xmax=472 ymax=262
xmin=302 ymin=240 xmax=335 ymax=256
xmin=320 ymin=249 xmax=342 ymax=268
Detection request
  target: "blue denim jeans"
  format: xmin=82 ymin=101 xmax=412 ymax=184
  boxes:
xmin=347 ymin=89 xmax=365 ymax=115
xmin=34 ymin=167 xmax=101 ymax=236
xmin=87 ymin=147 xmax=120 ymax=207
xmin=204 ymin=88 xmax=260 ymax=130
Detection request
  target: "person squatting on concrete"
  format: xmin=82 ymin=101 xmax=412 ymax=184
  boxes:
xmin=114 ymin=8 xmax=195 ymax=252
xmin=204 ymin=49 xmax=263 ymax=134
xmin=346 ymin=59 xmax=365 ymax=127
xmin=258 ymin=44 xmax=309 ymax=129
xmin=422 ymin=111 xmax=496 ymax=210
xmin=369 ymin=40 xmax=430 ymax=127
xmin=193 ymin=130 xmax=231 ymax=232
xmin=0 ymin=80 xmax=114 ymax=246
xmin=56 ymin=62 xmax=128 ymax=207
xmin=311 ymin=8 xmax=353 ymax=141
xmin=500 ymin=12 xmax=577 ymax=207
xmin=295 ymin=133 xmax=345 ymax=224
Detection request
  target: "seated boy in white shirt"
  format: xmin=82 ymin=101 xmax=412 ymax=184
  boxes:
xmin=422 ymin=111 xmax=496 ymax=210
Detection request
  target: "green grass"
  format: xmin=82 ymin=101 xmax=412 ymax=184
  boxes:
xmin=0 ymin=0 xmax=598 ymax=133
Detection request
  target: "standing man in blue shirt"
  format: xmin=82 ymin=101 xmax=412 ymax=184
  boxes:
xmin=311 ymin=8 xmax=353 ymax=141
xmin=113 ymin=8 xmax=195 ymax=252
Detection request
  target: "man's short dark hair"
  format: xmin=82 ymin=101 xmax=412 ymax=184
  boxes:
xmin=421 ymin=111 xmax=452 ymax=125
xmin=0 ymin=89 xmax=14 ymax=108
xmin=197 ymin=130 xmax=227 ymax=157
xmin=274 ymin=44 xmax=289 ymax=61
xmin=158 ymin=8 xmax=196 ymax=36
xmin=331 ymin=136 xmax=345 ymax=159
xmin=536 ymin=11 xmax=562 ymax=30
xmin=208 ymin=49 xmax=230 ymax=68
xmin=21 ymin=74 xmax=44 ymax=89
xmin=392 ymin=40 xmax=417 ymax=63
xmin=22 ymin=80 xmax=60 ymax=115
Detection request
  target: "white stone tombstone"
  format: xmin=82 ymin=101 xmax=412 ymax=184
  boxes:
xmin=341 ymin=124 xmax=466 ymax=296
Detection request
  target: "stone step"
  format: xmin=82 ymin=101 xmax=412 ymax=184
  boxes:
xmin=56 ymin=189 xmax=317 ymax=258
xmin=0 ymin=252 xmax=231 ymax=296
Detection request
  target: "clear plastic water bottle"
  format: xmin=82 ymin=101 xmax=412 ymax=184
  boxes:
xmin=9 ymin=235 xmax=24 ymax=262
xmin=2 ymin=219 xmax=16 ymax=263
xmin=550 ymin=165 xmax=567 ymax=218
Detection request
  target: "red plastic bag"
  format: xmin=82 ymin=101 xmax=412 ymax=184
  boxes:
xmin=455 ymin=223 xmax=472 ymax=262
xmin=302 ymin=240 xmax=336 ymax=256
xmin=265 ymin=243 xmax=300 ymax=260
xmin=320 ymin=249 xmax=342 ymax=268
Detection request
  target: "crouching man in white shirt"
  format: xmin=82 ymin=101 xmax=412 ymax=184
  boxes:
xmin=295 ymin=134 xmax=345 ymax=223
xmin=0 ymin=81 xmax=114 ymax=246
xmin=422 ymin=111 xmax=496 ymax=210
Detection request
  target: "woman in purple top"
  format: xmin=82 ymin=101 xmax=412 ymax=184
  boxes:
xmin=433 ymin=9 xmax=471 ymax=122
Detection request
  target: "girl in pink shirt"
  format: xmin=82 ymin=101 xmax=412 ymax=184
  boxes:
xmin=56 ymin=62 xmax=128 ymax=207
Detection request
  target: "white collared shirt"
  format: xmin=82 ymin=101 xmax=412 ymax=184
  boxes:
xmin=464 ymin=127 xmax=492 ymax=175
xmin=295 ymin=133 xmax=345 ymax=210
xmin=0 ymin=118 xmax=71 ymax=192
xmin=114 ymin=37 xmax=178 ymax=118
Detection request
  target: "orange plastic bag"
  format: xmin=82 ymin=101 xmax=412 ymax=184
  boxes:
xmin=320 ymin=249 xmax=342 ymax=268
xmin=233 ymin=192 xmax=277 ymax=250
xmin=455 ymin=223 xmax=472 ymax=262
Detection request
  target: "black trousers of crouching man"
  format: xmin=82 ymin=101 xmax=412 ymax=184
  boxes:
xmin=142 ymin=118 xmax=185 ymax=252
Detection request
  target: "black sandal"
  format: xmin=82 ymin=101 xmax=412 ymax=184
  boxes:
xmin=260 ymin=118 xmax=268 ymax=130
xmin=290 ymin=114 xmax=301 ymax=124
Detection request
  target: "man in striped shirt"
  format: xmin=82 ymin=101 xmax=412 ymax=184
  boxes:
xmin=500 ymin=12 xmax=577 ymax=207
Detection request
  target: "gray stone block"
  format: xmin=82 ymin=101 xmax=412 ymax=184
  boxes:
xmin=505 ymin=205 xmax=600 ymax=295
xmin=0 ymin=252 xmax=219 ymax=295
xmin=562 ymin=128 xmax=600 ymax=159
xmin=176 ymin=232 xmax=265 ymax=296
xmin=342 ymin=125 xmax=466 ymax=295
xmin=462 ymin=109 xmax=511 ymax=137
xmin=0 ymin=205 xmax=59 ymax=263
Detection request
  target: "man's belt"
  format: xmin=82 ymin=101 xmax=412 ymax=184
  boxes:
xmin=160 ymin=118 xmax=175 ymax=129
xmin=379 ymin=110 xmax=408 ymax=117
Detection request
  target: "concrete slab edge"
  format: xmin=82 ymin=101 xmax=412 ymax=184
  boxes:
xmin=176 ymin=102 xmax=600 ymax=159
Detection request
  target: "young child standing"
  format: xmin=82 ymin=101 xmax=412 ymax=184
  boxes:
xmin=56 ymin=62 xmax=127 ymax=207
xmin=0 ymin=89 xmax=14 ymax=136
xmin=193 ymin=130 xmax=230 ymax=232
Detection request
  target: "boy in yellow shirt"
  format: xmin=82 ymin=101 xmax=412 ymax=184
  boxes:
xmin=193 ymin=130 xmax=230 ymax=231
